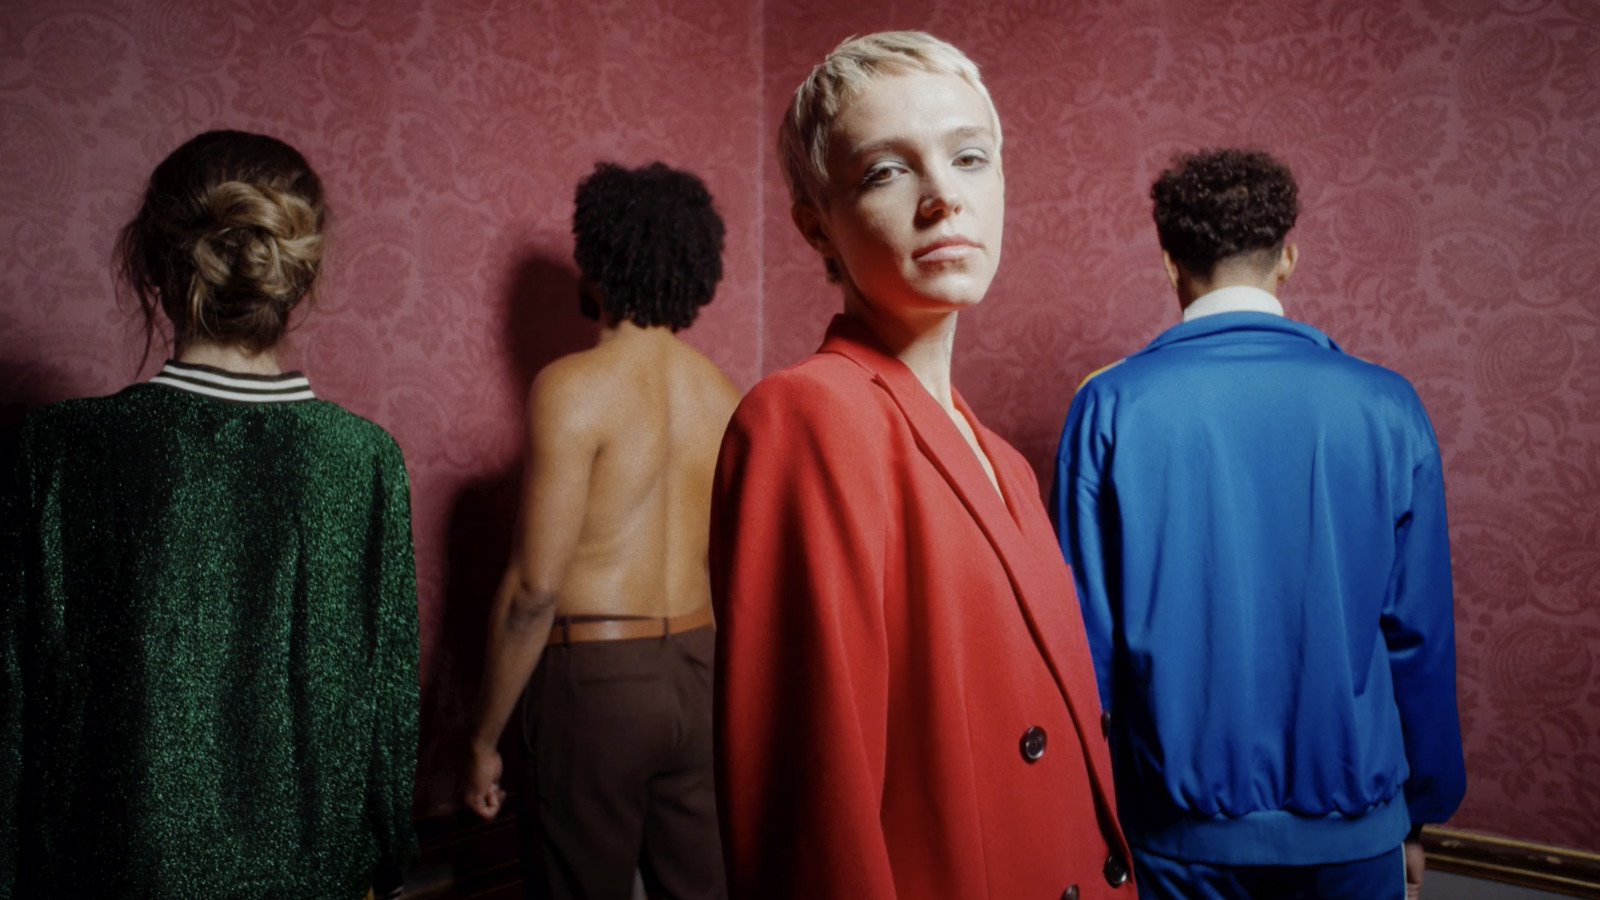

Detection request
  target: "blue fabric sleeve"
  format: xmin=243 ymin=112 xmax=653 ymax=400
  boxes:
xmin=1052 ymin=387 xmax=1116 ymax=711
xmin=1381 ymin=408 xmax=1467 ymax=825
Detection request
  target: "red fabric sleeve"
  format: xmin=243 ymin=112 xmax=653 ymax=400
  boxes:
xmin=709 ymin=372 xmax=898 ymax=900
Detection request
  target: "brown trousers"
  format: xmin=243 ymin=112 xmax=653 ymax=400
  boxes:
xmin=517 ymin=625 xmax=725 ymax=900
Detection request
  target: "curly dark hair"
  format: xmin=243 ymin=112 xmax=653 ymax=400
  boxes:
xmin=1151 ymin=148 xmax=1298 ymax=278
xmin=571 ymin=162 xmax=725 ymax=331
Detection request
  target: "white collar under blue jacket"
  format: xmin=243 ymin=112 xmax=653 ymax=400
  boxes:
xmin=1181 ymin=285 xmax=1285 ymax=322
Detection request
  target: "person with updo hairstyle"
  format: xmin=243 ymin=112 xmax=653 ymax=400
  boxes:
xmin=119 ymin=129 xmax=328 ymax=361
xmin=1 ymin=130 xmax=418 ymax=900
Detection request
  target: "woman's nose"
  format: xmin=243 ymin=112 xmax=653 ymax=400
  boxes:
xmin=918 ymin=182 xmax=962 ymax=220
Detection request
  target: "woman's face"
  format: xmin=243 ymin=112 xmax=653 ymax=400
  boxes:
xmin=801 ymin=70 xmax=1004 ymax=319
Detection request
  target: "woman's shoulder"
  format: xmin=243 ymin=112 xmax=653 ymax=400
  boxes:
xmin=18 ymin=389 xmax=141 ymax=448
xmin=728 ymin=353 xmax=905 ymax=457
xmin=287 ymin=400 xmax=407 ymax=464
xmin=736 ymin=350 xmax=893 ymax=429
xmin=720 ymin=352 xmax=902 ymax=497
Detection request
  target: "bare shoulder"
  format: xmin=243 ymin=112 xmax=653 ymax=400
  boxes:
xmin=526 ymin=347 xmax=617 ymax=436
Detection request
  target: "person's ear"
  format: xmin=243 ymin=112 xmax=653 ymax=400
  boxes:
xmin=1161 ymin=251 xmax=1182 ymax=292
xmin=1276 ymin=243 xmax=1298 ymax=286
xmin=792 ymin=202 xmax=837 ymax=258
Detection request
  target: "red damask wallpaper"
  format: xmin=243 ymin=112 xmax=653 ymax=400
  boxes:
xmin=2 ymin=0 xmax=1596 ymax=851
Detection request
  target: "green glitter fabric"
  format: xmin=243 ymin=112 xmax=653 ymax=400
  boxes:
xmin=1 ymin=374 xmax=418 ymax=899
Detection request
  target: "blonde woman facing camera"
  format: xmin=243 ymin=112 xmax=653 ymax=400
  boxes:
xmin=1 ymin=131 xmax=417 ymax=900
xmin=709 ymin=32 xmax=1132 ymax=900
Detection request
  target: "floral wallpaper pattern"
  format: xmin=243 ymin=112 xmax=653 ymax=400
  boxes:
xmin=2 ymin=0 xmax=1596 ymax=850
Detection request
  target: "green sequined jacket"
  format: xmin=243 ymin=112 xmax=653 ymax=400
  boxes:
xmin=2 ymin=362 xmax=419 ymax=900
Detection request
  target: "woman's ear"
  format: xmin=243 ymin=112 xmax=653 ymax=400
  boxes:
xmin=791 ymin=202 xmax=837 ymax=257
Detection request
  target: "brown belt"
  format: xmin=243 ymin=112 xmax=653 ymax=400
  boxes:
xmin=546 ymin=605 xmax=714 ymax=646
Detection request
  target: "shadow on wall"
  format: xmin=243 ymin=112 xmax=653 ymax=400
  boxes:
xmin=415 ymin=247 xmax=597 ymax=813
xmin=0 ymin=357 xmax=97 ymax=470
xmin=0 ymin=347 xmax=114 ymax=414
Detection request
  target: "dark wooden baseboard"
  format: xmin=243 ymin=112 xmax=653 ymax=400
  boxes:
xmin=403 ymin=807 xmax=1600 ymax=899
xmin=1424 ymin=827 xmax=1600 ymax=899
xmin=406 ymin=807 xmax=524 ymax=900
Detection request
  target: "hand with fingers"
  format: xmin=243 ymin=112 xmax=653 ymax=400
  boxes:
xmin=462 ymin=743 xmax=508 ymax=820
xmin=1404 ymin=840 xmax=1426 ymax=900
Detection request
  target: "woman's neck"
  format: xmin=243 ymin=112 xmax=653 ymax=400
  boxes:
xmin=177 ymin=342 xmax=282 ymax=375
xmin=842 ymin=291 xmax=1001 ymax=495
xmin=843 ymin=294 xmax=959 ymax=412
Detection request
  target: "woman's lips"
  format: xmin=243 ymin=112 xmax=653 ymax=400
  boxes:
xmin=913 ymin=237 xmax=981 ymax=262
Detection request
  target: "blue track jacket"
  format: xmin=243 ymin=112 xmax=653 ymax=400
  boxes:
xmin=1050 ymin=310 xmax=1466 ymax=866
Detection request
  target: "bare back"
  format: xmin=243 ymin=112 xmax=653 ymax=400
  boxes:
xmin=537 ymin=326 xmax=739 ymax=619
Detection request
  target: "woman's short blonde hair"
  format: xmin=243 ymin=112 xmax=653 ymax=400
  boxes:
xmin=777 ymin=31 xmax=1001 ymax=213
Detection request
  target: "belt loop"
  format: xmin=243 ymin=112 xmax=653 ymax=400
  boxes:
xmin=660 ymin=616 xmax=669 ymax=644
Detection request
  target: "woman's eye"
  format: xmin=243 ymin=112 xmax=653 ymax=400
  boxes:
xmin=862 ymin=164 xmax=900 ymax=186
xmin=955 ymin=151 xmax=988 ymax=168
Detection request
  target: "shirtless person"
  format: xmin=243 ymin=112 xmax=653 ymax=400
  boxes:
xmin=462 ymin=162 xmax=739 ymax=900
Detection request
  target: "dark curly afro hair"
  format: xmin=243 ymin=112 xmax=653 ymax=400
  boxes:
xmin=1151 ymin=148 xmax=1298 ymax=278
xmin=572 ymin=162 xmax=725 ymax=331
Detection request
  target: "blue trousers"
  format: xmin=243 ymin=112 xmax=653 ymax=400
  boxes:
xmin=1132 ymin=845 xmax=1405 ymax=900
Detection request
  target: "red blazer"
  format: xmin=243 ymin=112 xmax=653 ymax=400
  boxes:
xmin=711 ymin=316 xmax=1133 ymax=900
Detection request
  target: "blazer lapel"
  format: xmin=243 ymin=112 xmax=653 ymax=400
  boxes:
xmin=819 ymin=316 xmax=1128 ymax=850
xmin=818 ymin=317 xmax=1092 ymax=675
xmin=819 ymin=316 xmax=1017 ymax=534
